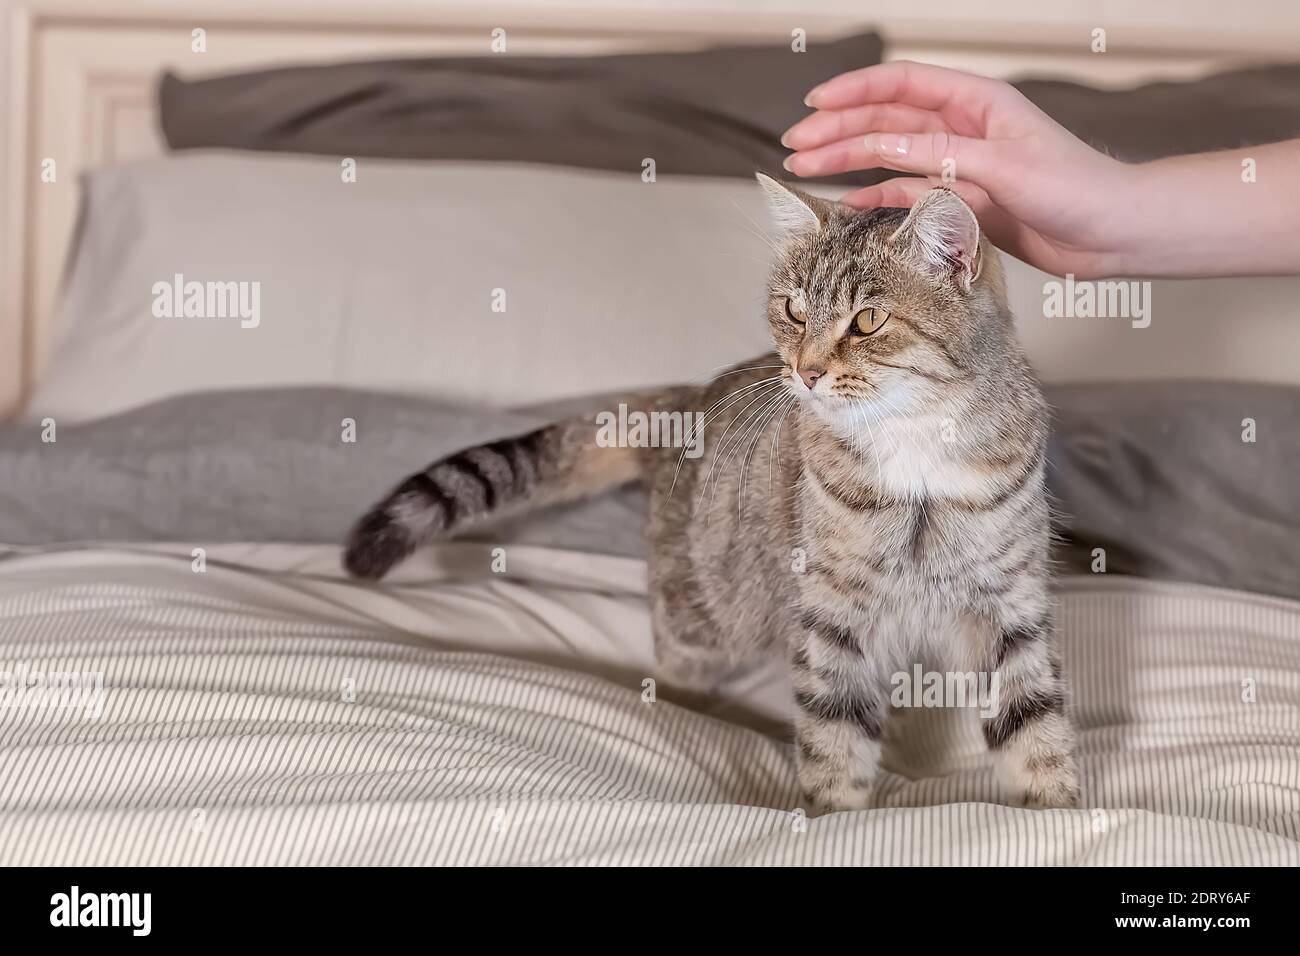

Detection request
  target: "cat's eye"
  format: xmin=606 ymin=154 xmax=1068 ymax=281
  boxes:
xmin=851 ymin=307 xmax=890 ymax=337
xmin=783 ymin=297 xmax=805 ymax=325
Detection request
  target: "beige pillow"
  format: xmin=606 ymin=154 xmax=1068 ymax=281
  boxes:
xmin=28 ymin=152 xmax=775 ymax=423
xmin=29 ymin=150 xmax=1300 ymax=425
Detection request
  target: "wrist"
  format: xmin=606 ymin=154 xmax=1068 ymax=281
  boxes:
xmin=1101 ymin=160 xmax=1167 ymax=277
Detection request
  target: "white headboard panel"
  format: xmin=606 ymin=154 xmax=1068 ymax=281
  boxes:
xmin=5 ymin=0 xmax=1297 ymax=416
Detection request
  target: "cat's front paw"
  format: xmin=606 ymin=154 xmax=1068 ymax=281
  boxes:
xmin=1020 ymin=765 xmax=1081 ymax=810
xmin=803 ymin=778 xmax=876 ymax=815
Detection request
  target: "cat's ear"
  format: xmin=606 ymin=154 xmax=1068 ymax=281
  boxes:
xmin=756 ymin=173 xmax=831 ymax=244
xmin=887 ymin=187 xmax=983 ymax=291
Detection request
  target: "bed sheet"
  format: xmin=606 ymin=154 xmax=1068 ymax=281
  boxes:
xmin=0 ymin=542 xmax=1296 ymax=865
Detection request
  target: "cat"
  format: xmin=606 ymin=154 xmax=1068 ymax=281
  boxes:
xmin=343 ymin=176 xmax=1081 ymax=813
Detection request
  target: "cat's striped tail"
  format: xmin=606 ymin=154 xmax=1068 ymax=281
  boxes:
xmin=343 ymin=415 xmax=642 ymax=580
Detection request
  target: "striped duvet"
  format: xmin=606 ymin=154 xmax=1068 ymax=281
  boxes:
xmin=0 ymin=542 xmax=1296 ymax=865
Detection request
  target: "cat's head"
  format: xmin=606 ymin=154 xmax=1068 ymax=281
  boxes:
xmin=756 ymin=174 xmax=1012 ymax=424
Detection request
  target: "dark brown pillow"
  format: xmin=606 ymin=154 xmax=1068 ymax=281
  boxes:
xmin=160 ymin=41 xmax=1300 ymax=187
xmin=1016 ymin=63 xmax=1300 ymax=160
xmin=159 ymin=31 xmax=885 ymax=185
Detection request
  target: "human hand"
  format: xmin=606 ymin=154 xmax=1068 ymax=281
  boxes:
xmin=780 ymin=61 xmax=1142 ymax=279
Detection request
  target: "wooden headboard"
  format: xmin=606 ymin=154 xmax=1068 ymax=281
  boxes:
xmin=4 ymin=0 xmax=1297 ymax=416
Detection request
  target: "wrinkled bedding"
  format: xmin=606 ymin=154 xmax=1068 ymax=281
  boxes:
xmin=1 ymin=541 xmax=1296 ymax=865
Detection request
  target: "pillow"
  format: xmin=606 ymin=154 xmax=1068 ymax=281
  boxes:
xmin=0 ymin=387 xmax=646 ymax=557
xmin=158 ymin=32 xmax=886 ymax=185
xmin=1047 ymin=380 xmax=1300 ymax=600
xmin=5 ymin=382 xmax=1299 ymax=605
xmin=1016 ymin=63 xmax=1300 ymax=161
xmin=32 ymin=150 xmax=1300 ymax=425
xmin=27 ymin=152 xmax=775 ymax=423
xmin=159 ymin=46 xmax=1300 ymax=174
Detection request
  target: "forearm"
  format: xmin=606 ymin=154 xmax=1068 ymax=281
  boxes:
xmin=1113 ymin=139 xmax=1300 ymax=277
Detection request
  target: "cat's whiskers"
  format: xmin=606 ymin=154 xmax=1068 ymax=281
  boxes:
xmin=854 ymin=392 xmax=905 ymax=464
xmin=694 ymin=363 xmax=785 ymax=384
xmin=718 ymin=392 xmax=785 ymax=523
xmin=688 ymin=380 xmax=787 ymax=515
xmin=767 ymin=394 xmax=799 ymax=497
xmin=700 ymin=385 xmax=790 ymax=522
xmin=663 ymin=376 xmax=783 ymax=506
xmin=727 ymin=390 xmax=792 ymax=522
xmin=852 ymin=388 xmax=946 ymax=506
xmin=698 ymin=376 xmax=784 ymax=420
xmin=849 ymin=400 xmax=888 ymax=490
xmin=858 ymin=391 xmax=949 ymax=504
xmin=728 ymin=199 xmax=783 ymax=257
xmin=737 ymin=393 xmax=797 ymax=523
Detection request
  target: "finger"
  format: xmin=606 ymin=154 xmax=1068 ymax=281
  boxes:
xmin=838 ymin=177 xmax=934 ymax=209
xmin=785 ymin=130 xmax=1000 ymax=185
xmin=840 ymin=177 xmax=992 ymax=216
xmin=804 ymin=60 xmax=1014 ymax=119
xmin=780 ymin=103 xmax=950 ymax=151
xmin=841 ymin=178 xmax=1030 ymax=262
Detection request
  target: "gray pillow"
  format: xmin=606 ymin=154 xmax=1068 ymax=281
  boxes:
xmin=0 ymin=388 xmax=646 ymax=558
xmin=2 ymin=383 xmax=1297 ymax=602
xmin=1047 ymin=381 xmax=1300 ymax=598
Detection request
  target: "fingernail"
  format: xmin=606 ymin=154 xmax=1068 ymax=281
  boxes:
xmin=864 ymin=133 xmax=912 ymax=156
xmin=803 ymin=83 xmax=825 ymax=107
xmin=780 ymin=130 xmax=793 ymax=148
xmin=782 ymin=154 xmax=796 ymax=173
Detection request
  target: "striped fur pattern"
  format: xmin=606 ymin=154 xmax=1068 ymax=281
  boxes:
xmin=344 ymin=180 xmax=1079 ymax=813
xmin=343 ymin=418 xmax=640 ymax=580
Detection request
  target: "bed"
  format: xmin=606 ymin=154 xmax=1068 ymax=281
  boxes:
xmin=2 ymin=0 xmax=1299 ymax=867
xmin=3 ymin=542 xmax=1297 ymax=865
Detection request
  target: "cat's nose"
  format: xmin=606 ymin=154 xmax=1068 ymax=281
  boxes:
xmin=799 ymin=365 xmax=826 ymax=390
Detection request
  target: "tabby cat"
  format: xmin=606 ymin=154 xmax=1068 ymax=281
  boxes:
xmin=343 ymin=176 xmax=1081 ymax=813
